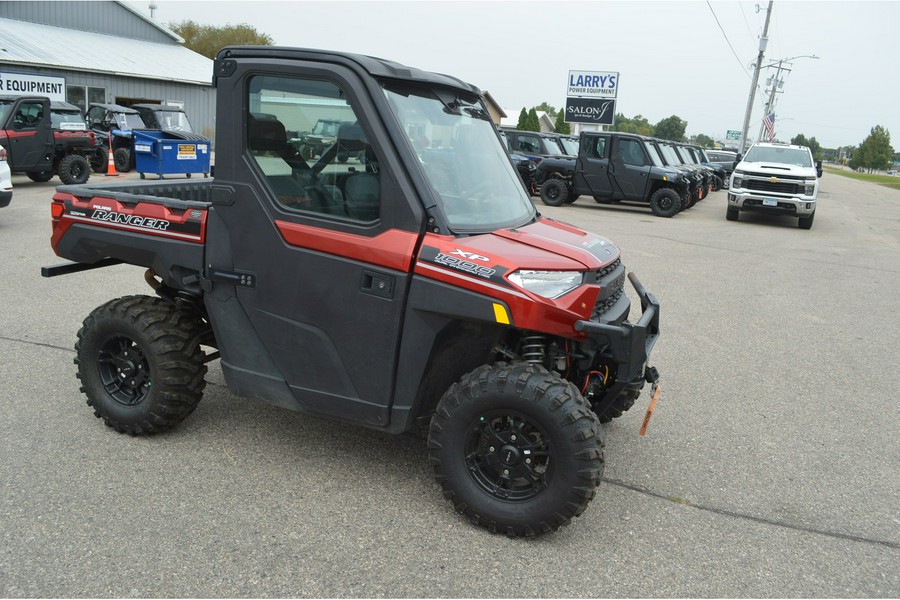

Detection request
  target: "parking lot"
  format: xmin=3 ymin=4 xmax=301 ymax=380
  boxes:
xmin=1 ymin=170 xmax=898 ymax=597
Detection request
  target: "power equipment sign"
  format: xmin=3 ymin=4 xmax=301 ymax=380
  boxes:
xmin=0 ymin=72 xmax=66 ymax=101
xmin=567 ymin=70 xmax=619 ymax=99
xmin=565 ymin=70 xmax=618 ymax=125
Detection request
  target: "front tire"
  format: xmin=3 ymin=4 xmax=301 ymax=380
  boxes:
xmin=428 ymin=363 xmax=604 ymax=537
xmin=75 ymin=296 xmax=207 ymax=435
xmin=539 ymin=178 xmax=569 ymax=207
xmin=58 ymin=154 xmax=90 ymax=185
xmin=26 ymin=171 xmax=53 ymax=182
xmin=798 ymin=210 xmax=815 ymax=229
xmin=726 ymin=205 xmax=739 ymax=221
xmin=649 ymin=187 xmax=682 ymax=217
xmin=113 ymin=148 xmax=132 ymax=173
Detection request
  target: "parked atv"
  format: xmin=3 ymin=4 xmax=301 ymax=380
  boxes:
xmin=44 ymin=46 xmax=662 ymax=537
xmin=85 ymin=103 xmax=146 ymax=172
xmin=0 ymin=95 xmax=94 ymax=184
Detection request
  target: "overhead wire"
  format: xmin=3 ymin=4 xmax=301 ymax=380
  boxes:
xmin=706 ymin=1 xmax=750 ymax=78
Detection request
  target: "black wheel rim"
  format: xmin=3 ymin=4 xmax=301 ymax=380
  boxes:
xmin=464 ymin=411 xmax=552 ymax=501
xmin=659 ymin=195 xmax=673 ymax=210
xmin=546 ymin=185 xmax=559 ymax=200
xmin=97 ymin=335 xmax=151 ymax=406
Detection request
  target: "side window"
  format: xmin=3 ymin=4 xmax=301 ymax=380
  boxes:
xmin=247 ymin=75 xmax=380 ymax=223
xmin=585 ymin=136 xmax=607 ymax=159
xmin=516 ymin=134 xmax=541 ymax=154
xmin=619 ymin=139 xmax=646 ymax=166
xmin=13 ymin=102 xmax=43 ymax=129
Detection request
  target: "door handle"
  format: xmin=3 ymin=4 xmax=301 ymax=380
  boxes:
xmin=361 ymin=270 xmax=395 ymax=299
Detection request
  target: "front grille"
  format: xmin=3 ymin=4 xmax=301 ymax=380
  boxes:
xmin=591 ymin=259 xmax=626 ymax=320
xmin=746 ymin=179 xmax=801 ymax=194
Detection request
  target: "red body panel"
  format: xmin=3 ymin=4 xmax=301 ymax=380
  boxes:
xmin=274 ymin=221 xmax=418 ymax=272
xmin=414 ymin=217 xmax=619 ymax=338
xmin=50 ymin=191 xmax=208 ymax=255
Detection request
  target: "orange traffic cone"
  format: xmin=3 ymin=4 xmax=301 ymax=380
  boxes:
xmin=105 ymin=146 xmax=118 ymax=177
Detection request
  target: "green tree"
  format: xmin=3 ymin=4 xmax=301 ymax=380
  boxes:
xmin=612 ymin=113 xmax=653 ymax=136
xmin=534 ymin=102 xmax=557 ymax=117
xmin=855 ymin=125 xmax=893 ymax=171
xmin=790 ymin=134 xmax=822 ymax=160
xmin=694 ymin=133 xmax=714 ymax=148
xmin=654 ymin=115 xmax=687 ymax=141
xmin=170 ymin=20 xmax=273 ymax=59
xmin=516 ymin=107 xmax=529 ymax=130
xmin=553 ymin=111 xmax=571 ymax=134
xmin=525 ymin=107 xmax=541 ymax=132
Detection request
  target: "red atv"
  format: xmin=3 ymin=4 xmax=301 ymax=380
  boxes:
xmin=44 ymin=46 xmax=661 ymax=536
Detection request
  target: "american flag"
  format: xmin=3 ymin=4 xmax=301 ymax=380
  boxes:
xmin=763 ymin=113 xmax=776 ymax=142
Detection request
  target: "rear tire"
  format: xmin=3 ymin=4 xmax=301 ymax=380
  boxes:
xmin=726 ymin=205 xmax=739 ymax=221
xmin=649 ymin=187 xmax=681 ymax=217
xmin=75 ymin=295 xmax=207 ymax=435
xmin=113 ymin=148 xmax=132 ymax=173
xmin=58 ymin=154 xmax=90 ymax=185
xmin=539 ymin=179 xmax=569 ymax=207
xmin=428 ymin=363 xmax=604 ymax=537
xmin=26 ymin=171 xmax=53 ymax=182
xmin=563 ymin=194 xmax=579 ymax=204
xmin=91 ymin=149 xmax=108 ymax=173
xmin=798 ymin=210 xmax=815 ymax=229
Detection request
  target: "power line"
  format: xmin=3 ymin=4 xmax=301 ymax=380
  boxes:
xmin=706 ymin=1 xmax=750 ymax=78
xmin=738 ymin=1 xmax=757 ymax=43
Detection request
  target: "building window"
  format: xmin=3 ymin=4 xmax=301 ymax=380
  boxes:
xmin=66 ymin=85 xmax=105 ymax=113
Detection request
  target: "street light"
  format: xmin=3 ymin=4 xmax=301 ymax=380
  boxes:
xmin=756 ymin=55 xmax=820 ymax=143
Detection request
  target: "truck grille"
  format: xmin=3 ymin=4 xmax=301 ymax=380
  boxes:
xmin=746 ymin=179 xmax=801 ymax=195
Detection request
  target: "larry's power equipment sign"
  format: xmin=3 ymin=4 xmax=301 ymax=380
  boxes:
xmin=565 ymin=70 xmax=618 ymax=126
xmin=0 ymin=72 xmax=66 ymax=101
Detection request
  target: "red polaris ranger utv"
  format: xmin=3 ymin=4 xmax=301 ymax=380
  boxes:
xmin=43 ymin=46 xmax=661 ymax=536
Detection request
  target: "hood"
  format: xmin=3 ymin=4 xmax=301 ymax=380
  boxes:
xmin=425 ymin=217 xmax=619 ymax=274
xmin=737 ymin=161 xmax=817 ymax=177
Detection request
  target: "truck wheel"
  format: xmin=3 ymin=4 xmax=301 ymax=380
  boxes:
xmin=713 ymin=175 xmax=724 ymax=191
xmin=428 ymin=363 xmax=604 ymax=537
xmin=798 ymin=210 xmax=815 ymax=229
xmin=75 ymin=295 xmax=208 ymax=435
xmin=114 ymin=148 xmax=132 ymax=173
xmin=58 ymin=154 xmax=90 ymax=185
xmin=26 ymin=171 xmax=53 ymax=183
xmin=539 ymin=179 xmax=569 ymax=206
xmin=726 ymin=206 xmax=739 ymax=221
xmin=649 ymin=188 xmax=681 ymax=218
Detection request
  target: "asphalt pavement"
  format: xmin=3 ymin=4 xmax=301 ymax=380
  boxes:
xmin=1 ymin=169 xmax=898 ymax=597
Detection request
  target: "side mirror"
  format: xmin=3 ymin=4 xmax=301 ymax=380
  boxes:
xmin=816 ymin=160 xmax=823 ymax=178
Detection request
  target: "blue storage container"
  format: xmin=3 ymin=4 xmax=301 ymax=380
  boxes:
xmin=133 ymin=129 xmax=211 ymax=179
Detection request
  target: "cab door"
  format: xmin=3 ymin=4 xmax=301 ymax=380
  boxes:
xmin=608 ymin=136 xmax=651 ymax=199
xmin=206 ymin=60 xmax=424 ymax=427
xmin=574 ymin=133 xmax=614 ymax=198
xmin=3 ymin=98 xmax=52 ymax=172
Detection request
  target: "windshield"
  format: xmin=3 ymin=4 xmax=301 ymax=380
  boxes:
xmin=114 ymin=113 xmax=146 ymax=130
xmin=658 ymin=143 xmax=682 ymax=165
xmin=677 ymin=147 xmax=696 ymax=164
xmin=558 ymin=136 xmax=579 ymax=156
xmin=154 ymin=110 xmax=193 ymax=132
xmin=744 ymin=145 xmax=813 ymax=167
xmin=384 ymin=84 xmax=535 ymax=232
xmin=542 ymin=137 xmax=564 ymax=155
xmin=312 ymin=120 xmax=341 ymax=137
xmin=697 ymin=148 xmax=711 ymax=162
xmin=643 ymin=141 xmax=664 ymax=167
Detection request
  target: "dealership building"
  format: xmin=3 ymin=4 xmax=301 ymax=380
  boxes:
xmin=0 ymin=1 xmax=215 ymax=138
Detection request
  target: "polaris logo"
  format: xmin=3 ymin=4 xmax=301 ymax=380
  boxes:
xmin=90 ymin=209 xmax=170 ymax=231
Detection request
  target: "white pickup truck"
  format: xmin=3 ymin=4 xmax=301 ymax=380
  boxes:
xmin=726 ymin=142 xmax=823 ymax=229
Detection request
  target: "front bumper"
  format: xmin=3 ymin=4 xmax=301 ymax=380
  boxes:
xmin=729 ymin=190 xmax=816 ymax=216
xmin=575 ymin=272 xmax=660 ymax=386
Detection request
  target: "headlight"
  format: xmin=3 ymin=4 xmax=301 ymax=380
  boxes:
xmin=732 ymin=176 xmax=743 ymax=188
xmin=804 ymin=181 xmax=815 ymax=195
xmin=508 ymin=270 xmax=583 ymax=299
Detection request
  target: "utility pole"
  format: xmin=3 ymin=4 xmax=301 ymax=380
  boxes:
xmin=756 ymin=59 xmax=789 ymax=142
xmin=738 ymin=1 xmax=774 ymax=154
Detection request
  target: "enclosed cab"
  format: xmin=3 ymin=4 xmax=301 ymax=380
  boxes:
xmin=727 ymin=142 xmax=822 ymax=229
xmin=131 ymin=103 xmax=196 ymax=133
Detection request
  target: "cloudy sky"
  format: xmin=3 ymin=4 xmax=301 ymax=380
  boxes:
xmin=138 ymin=0 xmax=897 ymax=149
